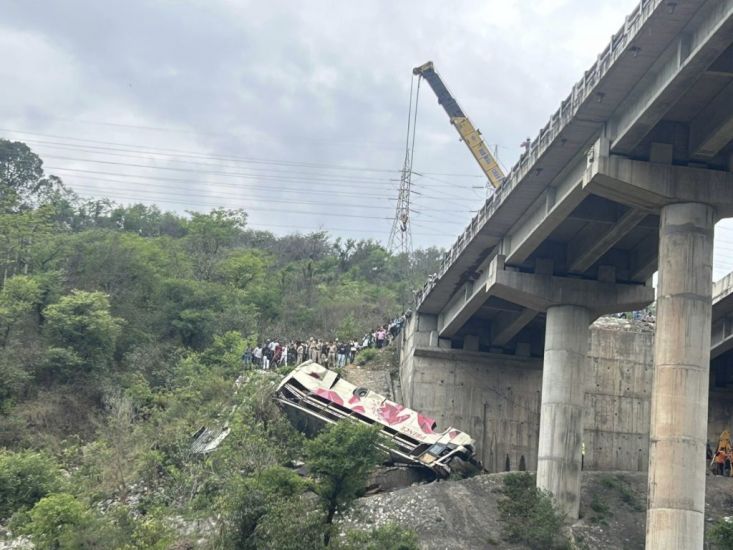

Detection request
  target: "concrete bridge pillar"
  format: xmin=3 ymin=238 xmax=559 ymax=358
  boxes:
xmin=584 ymin=149 xmax=733 ymax=547
xmin=646 ymin=202 xmax=714 ymax=550
xmin=537 ymin=304 xmax=591 ymax=519
xmin=480 ymin=254 xmax=653 ymax=518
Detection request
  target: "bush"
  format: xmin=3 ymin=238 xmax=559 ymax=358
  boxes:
xmin=217 ymin=466 xmax=313 ymax=550
xmin=338 ymin=522 xmax=420 ymax=550
xmin=354 ymin=348 xmax=377 ymax=366
xmin=22 ymin=493 xmax=172 ymax=550
xmin=498 ymin=473 xmax=567 ymax=549
xmin=253 ymin=497 xmax=326 ymax=550
xmin=709 ymin=517 xmax=733 ymax=549
xmin=305 ymin=421 xmax=382 ymax=524
xmin=23 ymin=493 xmax=93 ymax=549
xmin=0 ymin=450 xmax=63 ymax=519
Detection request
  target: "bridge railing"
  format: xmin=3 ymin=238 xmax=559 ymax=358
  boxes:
xmin=414 ymin=0 xmax=662 ymax=310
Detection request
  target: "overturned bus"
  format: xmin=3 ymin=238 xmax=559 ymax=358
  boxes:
xmin=274 ymin=361 xmax=479 ymax=478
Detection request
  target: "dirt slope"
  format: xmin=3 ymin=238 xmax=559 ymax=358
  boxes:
xmin=339 ymin=471 xmax=733 ymax=549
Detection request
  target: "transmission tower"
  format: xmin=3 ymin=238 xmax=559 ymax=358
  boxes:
xmin=388 ymin=75 xmax=421 ymax=255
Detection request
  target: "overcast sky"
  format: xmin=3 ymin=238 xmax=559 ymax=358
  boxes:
xmin=3 ymin=0 xmax=733 ymax=278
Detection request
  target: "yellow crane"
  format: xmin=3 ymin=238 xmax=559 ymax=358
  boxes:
xmin=413 ymin=61 xmax=505 ymax=189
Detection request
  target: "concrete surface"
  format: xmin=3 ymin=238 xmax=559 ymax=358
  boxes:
xmin=536 ymin=305 xmax=590 ymax=519
xmin=646 ymin=202 xmax=715 ymax=550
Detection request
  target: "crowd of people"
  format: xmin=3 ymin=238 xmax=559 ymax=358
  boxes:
xmin=241 ymin=315 xmax=407 ymax=371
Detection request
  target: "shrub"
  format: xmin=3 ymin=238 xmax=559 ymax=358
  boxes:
xmin=709 ymin=517 xmax=733 ymax=549
xmin=253 ymin=497 xmax=326 ymax=550
xmin=0 ymin=450 xmax=63 ymax=519
xmin=23 ymin=493 xmax=93 ymax=550
xmin=217 ymin=466 xmax=313 ymax=550
xmin=599 ymin=474 xmax=642 ymax=511
xmin=338 ymin=522 xmax=420 ymax=550
xmin=498 ymin=473 xmax=567 ymax=549
xmin=354 ymin=348 xmax=377 ymax=365
xmin=305 ymin=421 xmax=382 ymax=525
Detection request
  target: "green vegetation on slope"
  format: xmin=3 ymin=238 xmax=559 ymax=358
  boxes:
xmin=0 ymin=138 xmax=430 ymax=547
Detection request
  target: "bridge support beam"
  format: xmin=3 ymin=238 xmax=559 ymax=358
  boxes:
xmin=646 ymin=202 xmax=714 ymax=550
xmin=483 ymin=258 xmax=654 ymax=518
xmin=584 ymin=145 xmax=733 ymax=548
xmin=537 ymin=304 xmax=590 ymax=519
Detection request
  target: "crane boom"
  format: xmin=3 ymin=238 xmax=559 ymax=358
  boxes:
xmin=412 ymin=61 xmax=504 ymax=189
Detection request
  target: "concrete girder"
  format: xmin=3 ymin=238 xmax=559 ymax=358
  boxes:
xmin=491 ymin=308 xmax=537 ymax=347
xmin=628 ymin=233 xmax=659 ymax=282
xmin=505 ymin=158 xmax=587 ymax=266
xmin=485 ymin=255 xmax=654 ymax=317
xmin=585 ymin=151 xmax=733 ymax=217
xmin=711 ymin=315 xmax=733 ymax=360
xmin=690 ymin=80 xmax=733 ymax=160
xmin=567 ymin=207 xmax=648 ymax=273
xmin=610 ymin=0 xmax=733 ymax=155
xmin=437 ymin=253 xmax=498 ymax=337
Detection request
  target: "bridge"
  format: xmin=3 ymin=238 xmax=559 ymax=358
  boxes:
xmin=406 ymin=1 xmax=733 ymax=548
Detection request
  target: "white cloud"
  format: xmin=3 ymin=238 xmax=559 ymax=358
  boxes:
xmin=5 ymin=0 xmax=730 ymax=282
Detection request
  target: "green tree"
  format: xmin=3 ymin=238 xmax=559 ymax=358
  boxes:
xmin=218 ymin=249 xmax=269 ymax=290
xmin=0 ymin=450 xmax=63 ymax=520
xmin=43 ymin=290 xmax=123 ymax=375
xmin=306 ymin=422 xmax=382 ymax=527
xmin=0 ymin=139 xmax=45 ymax=210
xmin=186 ymin=208 xmax=247 ymax=280
xmin=218 ymin=466 xmax=313 ymax=550
xmin=0 ymin=274 xmax=42 ymax=347
xmin=24 ymin=493 xmax=91 ymax=549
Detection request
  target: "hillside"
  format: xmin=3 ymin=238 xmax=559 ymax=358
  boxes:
xmin=0 ymin=139 xmax=441 ymax=548
xmin=340 ymin=471 xmax=733 ymax=549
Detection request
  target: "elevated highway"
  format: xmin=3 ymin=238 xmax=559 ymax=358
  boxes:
xmin=407 ymin=1 xmax=733 ymax=547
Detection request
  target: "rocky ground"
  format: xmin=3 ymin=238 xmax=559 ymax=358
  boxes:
xmin=339 ymin=470 xmax=733 ymax=549
xmin=342 ymin=346 xmax=401 ymax=402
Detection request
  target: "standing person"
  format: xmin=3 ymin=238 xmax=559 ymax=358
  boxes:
xmin=296 ymin=341 xmax=304 ymax=365
xmin=273 ymin=343 xmax=283 ymax=368
xmin=262 ymin=345 xmax=271 ymax=370
xmin=713 ymin=450 xmax=727 ymax=475
xmin=242 ymin=348 xmax=252 ymax=370
xmin=350 ymin=340 xmax=358 ymax=364
xmin=375 ymin=327 xmax=387 ymax=349
xmin=253 ymin=345 xmax=262 ymax=368
xmin=309 ymin=339 xmax=318 ymax=362
xmin=336 ymin=342 xmax=349 ymax=369
xmin=328 ymin=341 xmax=337 ymax=369
xmin=336 ymin=341 xmax=347 ymax=368
xmin=320 ymin=341 xmax=329 ymax=365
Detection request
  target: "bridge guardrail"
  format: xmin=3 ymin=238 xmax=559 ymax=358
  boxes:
xmin=414 ymin=0 xmax=662 ymax=311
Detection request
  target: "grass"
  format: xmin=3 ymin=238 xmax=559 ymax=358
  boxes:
xmin=599 ymin=475 xmax=643 ymax=512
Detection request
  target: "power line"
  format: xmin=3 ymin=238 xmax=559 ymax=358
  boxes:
xmin=71 ymin=189 xmax=394 ymax=221
xmin=39 ymin=152 xmax=484 ymax=192
xmin=1 ymin=128 xmax=486 ymax=180
xmin=68 ymin=180 xmax=467 ymax=215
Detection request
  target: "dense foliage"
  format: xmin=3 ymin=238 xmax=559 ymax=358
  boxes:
xmin=498 ymin=473 xmax=567 ymax=549
xmin=0 ymin=139 xmax=430 ymax=547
